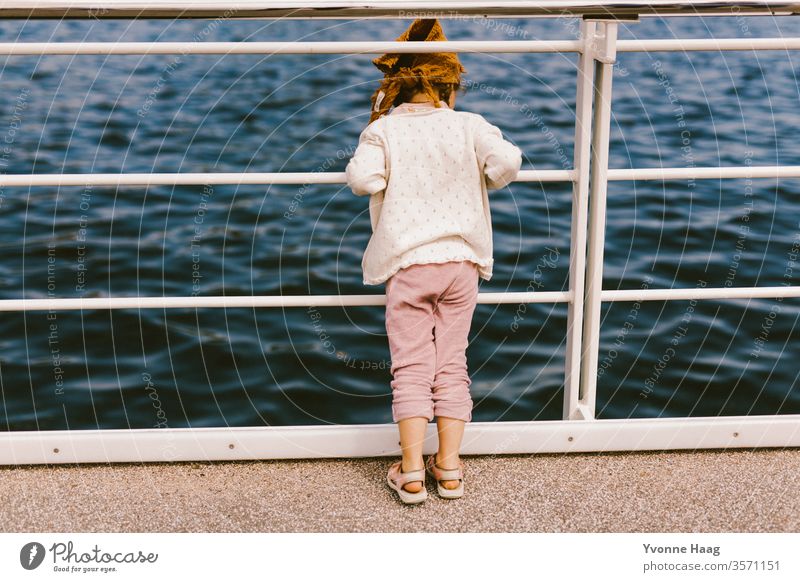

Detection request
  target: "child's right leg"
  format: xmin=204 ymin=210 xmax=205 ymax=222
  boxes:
xmin=434 ymin=416 xmax=466 ymax=490
xmin=431 ymin=261 xmax=479 ymax=490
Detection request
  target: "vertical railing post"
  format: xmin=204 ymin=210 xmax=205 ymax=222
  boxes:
xmin=564 ymin=18 xmax=621 ymax=420
xmin=579 ymin=18 xmax=619 ymax=419
xmin=563 ymin=19 xmax=596 ymax=421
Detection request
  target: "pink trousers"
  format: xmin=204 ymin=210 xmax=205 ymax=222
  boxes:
xmin=384 ymin=260 xmax=479 ymax=423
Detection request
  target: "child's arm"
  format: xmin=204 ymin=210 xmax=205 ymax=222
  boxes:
xmin=473 ymin=116 xmax=523 ymax=191
xmin=345 ymin=121 xmax=387 ymax=196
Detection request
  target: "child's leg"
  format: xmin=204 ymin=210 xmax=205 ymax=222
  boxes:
xmin=435 ymin=416 xmax=466 ymax=490
xmin=431 ymin=261 xmax=478 ymax=489
xmin=385 ymin=265 xmax=441 ymax=492
xmin=397 ymin=416 xmax=428 ymax=493
xmin=385 ymin=265 xmax=439 ymax=424
xmin=431 ymin=261 xmax=478 ymax=423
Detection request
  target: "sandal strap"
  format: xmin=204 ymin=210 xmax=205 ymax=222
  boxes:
xmin=426 ymin=455 xmax=463 ymax=482
xmin=389 ymin=462 xmax=425 ymax=488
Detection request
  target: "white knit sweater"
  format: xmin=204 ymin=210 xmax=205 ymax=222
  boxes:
xmin=345 ymin=101 xmax=522 ymax=286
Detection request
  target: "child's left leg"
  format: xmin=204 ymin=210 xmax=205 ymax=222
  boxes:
xmin=385 ymin=265 xmax=440 ymax=495
xmin=397 ymin=416 xmax=428 ymax=493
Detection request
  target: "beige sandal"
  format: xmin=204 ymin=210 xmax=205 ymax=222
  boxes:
xmin=426 ymin=454 xmax=465 ymax=499
xmin=386 ymin=460 xmax=428 ymax=504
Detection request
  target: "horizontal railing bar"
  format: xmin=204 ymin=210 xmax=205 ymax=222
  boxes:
xmin=609 ymin=165 xmax=800 ymax=181
xmin=2 ymin=38 xmax=800 ymax=56
xmin=3 ymin=285 xmax=798 ymax=312
xmin=1 ymin=1 xmax=798 ymax=21
xmin=0 ymin=40 xmax=582 ymax=55
xmin=602 ymin=285 xmax=800 ymax=302
xmin=2 ymin=414 xmax=799 ymax=464
xmin=618 ymin=37 xmax=800 ymax=51
xmin=0 ymin=169 xmax=570 ymax=187
xmin=0 ymin=291 xmax=570 ymax=312
xmin=0 ymin=171 xmax=346 ymax=187
xmin=2 ymin=165 xmax=797 ymax=187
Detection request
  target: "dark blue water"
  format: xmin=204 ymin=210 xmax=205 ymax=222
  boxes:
xmin=1 ymin=16 xmax=799 ymax=430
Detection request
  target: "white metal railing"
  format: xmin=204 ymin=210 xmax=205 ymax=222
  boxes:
xmin=1 ymin=1 xmax=799 ymax=19
xmin=1 ymin=2 xmax=800 ymax=465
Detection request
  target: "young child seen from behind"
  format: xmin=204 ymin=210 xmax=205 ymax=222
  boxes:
xmin=345 ymin=18 xmax=522 ymax=504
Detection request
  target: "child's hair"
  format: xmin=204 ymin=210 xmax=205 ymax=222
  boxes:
xmin=396 ymin=80 xmax=461 ymax=107
xmin=368 ymin=61 xmax=464 ymax=125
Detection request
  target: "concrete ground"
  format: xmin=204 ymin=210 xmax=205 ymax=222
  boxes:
xmin=1 ymin=447 xmax=798 ymax=532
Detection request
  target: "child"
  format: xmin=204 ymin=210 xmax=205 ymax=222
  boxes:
xmin=345 ymin=18 xmax=522 ymax=504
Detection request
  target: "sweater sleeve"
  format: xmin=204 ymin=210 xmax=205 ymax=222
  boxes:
xmin=345 ymin=121 xmax=388 ymax=196
xmin=472 ymin=115 xmax=523 ymax=191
